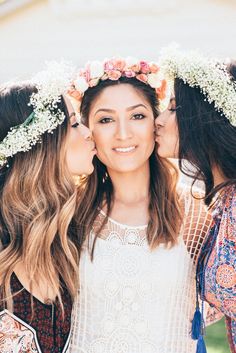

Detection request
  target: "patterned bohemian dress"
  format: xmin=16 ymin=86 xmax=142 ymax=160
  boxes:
xmin=197 ymin=184 xmax=236 ymax=353
xmin=0 ymin=273 xmax=72 ymax=353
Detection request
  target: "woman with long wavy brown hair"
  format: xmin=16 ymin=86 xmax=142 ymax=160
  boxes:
xmin=0 ymin=64 xmax=96 ymax=353
xmin=68 ymin=57 xmax=212 ymax=353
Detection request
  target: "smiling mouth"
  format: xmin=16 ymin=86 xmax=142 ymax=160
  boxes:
xmin=113 ymin=146 xmax=137 ymax=153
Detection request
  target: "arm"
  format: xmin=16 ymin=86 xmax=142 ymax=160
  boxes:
xmin=204 ymin=186 xmax=236 ymax=320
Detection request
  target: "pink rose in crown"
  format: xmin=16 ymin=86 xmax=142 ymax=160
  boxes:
xmin=107 ymin=70 xmax=122 ymax=80
xmin=124 ymin=70 xmax=136 ymax=78
xmin=104 ymin=60 xmax=115 ymax=71
xmin=136 ymin=74 xmax=148 ymax=84
xmin=112 ymin=59 xmax=126 ymax=72
xmin=129 ymin=63 xmax=141 ymax=73
xmin=149 ymin=63 xmax=159 ymax=74
xmin=140 ymin=61 xmax=150 ymax=74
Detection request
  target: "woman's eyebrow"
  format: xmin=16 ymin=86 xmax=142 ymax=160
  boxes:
xmin=126 ymin=104 xmax=148 ymax=111
xmin=94 ymin=104 xmax=148 ymax=116
xmin=95 ymin=108 xmax=115 ymax=116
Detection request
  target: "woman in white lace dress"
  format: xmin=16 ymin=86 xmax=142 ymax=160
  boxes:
xmin=68 ymin=58 xmax=212 ymax=353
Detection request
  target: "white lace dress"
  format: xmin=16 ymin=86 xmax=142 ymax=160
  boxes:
xmin=69 ymin=189 xmax=212 ymax=353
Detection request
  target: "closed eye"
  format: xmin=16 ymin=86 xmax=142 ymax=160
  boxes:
xmin=168 ymin=105 xmax=181 ymax=113
xmin=71 ymin=122 xmax=79 ymax=128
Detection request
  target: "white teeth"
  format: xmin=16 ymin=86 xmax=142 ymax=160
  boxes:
xmin=114 ymin=146 xmax=136 ymax=153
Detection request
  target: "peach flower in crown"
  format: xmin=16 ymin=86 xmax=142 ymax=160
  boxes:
xmin=68 ymin=57 xmax=167 ymax=104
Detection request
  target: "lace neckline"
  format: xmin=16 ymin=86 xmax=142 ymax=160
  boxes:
xmin=99 ymin=209 xmax=148 ymax=230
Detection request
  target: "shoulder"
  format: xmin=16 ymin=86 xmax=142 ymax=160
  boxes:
xmin=226 ymin=185 xmax=236 ymax=216
xmin=177 ymin=183 xmax=213 ymax=261
xmin=217 ymin=184 xmax=236 ymax=241
xmin=177 ymin=183 xmax=209 ymax=216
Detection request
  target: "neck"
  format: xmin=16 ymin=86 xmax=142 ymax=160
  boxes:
xmin=107 ymin=164 xmax=150 ymax=205
xmin=212 ymin=164 xmax=227 ymax=187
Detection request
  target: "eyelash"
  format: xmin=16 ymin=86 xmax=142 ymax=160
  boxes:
xmin=168 ymin=105 xmax=181 ymax=113
xmin=132 ymin=113 xmax=146 ymax=120
xmin=99 ymin=117 xmax=113 ymax=124
xmin=71 ymin=122 xmax=80 ymax=128
xmin=98 ymin=113 xmax=146 ymax=124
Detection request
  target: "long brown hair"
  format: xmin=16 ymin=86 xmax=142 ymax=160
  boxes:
xmin=0 ymin=82 xmax=81 ymax=310
xmin=77 ymin=77 xmax=182 ymax=257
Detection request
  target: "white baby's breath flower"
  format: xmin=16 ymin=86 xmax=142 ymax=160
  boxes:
xmin=74 ymin=77 xmax=89 ymax=92
xmin=0 ymin=61 xmax=73 ymax=167
xmin=89 ymin=61 xmax=104 ymax=79
xmin=159 ymin=46 xmax=236 ymax=127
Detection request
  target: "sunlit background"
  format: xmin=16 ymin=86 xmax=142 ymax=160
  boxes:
xmin=0 ymin=1 xmax=234 ymax=352
xmin=0 ymin=0 xmax=236 ymax=82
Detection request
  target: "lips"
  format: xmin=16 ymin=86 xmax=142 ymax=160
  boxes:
xmin=113 ymin=146 xmax=136 ymax=153
xmin=90 ymin=142 xmax=97 ymax=153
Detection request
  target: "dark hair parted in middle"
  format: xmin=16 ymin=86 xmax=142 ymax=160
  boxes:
xmin=77 ymin=77 xmax=182 ymax=257
xmin=174 ymin=61 xmax=236 ymax=205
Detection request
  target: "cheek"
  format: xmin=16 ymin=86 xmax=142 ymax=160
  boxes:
xmin=69 ymin=131 xmax=83 ymax=150
xmin=141 ymin=121 xmax=155 ymax=145
xmin=92 ymin=125 xmax=113 ymax=151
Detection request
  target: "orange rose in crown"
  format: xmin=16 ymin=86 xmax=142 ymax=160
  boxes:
xmin=68 ymin=57 xmax=167 ymax=104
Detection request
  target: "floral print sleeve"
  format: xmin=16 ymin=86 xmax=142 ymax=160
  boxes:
xmin=204 ymin=185 xmax=236 ymax=352
xmin=0 ymin=310 xmax=41 ymax=353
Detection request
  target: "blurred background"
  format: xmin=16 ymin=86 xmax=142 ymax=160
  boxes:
xmin=0 ymin=0 xmax=236 ymax=82
xmin=0 ymin=1 xmax=234 ymax=351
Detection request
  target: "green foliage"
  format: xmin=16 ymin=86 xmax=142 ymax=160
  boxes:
xmin=206 ymin=318 xmax=230 ymax=353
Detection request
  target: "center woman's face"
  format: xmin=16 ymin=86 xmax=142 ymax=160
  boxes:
xmin=88 ymin=84 xmax=155 ymax=174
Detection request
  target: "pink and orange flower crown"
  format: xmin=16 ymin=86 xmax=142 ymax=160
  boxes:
xmin=68 ymin=57 xmax=167 ymax=103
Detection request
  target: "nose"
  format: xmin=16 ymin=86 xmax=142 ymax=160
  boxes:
xmin=115 ymin=120 xmax=132 ymax=140
xmin=80 ymin=123 xmax=92 ymax=140
xmin=155 ymin=113 xmax=165 ymax=128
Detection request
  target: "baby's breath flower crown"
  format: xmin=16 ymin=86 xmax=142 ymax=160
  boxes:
xmin=159 ymin=47 xmax=236 ymax=127
xmin=0 ymin=62 xmax=73 ymax=168
xmin=68 ymin=57 xmax=167 ymax=104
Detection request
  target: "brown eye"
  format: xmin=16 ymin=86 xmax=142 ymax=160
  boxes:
xmin=132 ymin=113 xmax=146 ymax=120
xmin=99 ymin=117 xmax=113 ymax=124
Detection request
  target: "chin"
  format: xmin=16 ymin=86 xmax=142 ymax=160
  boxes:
xmin=81 ymin=166 xmax=94 ymax=176
xmin=87 ymin=165 xmax=95 ymax=175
